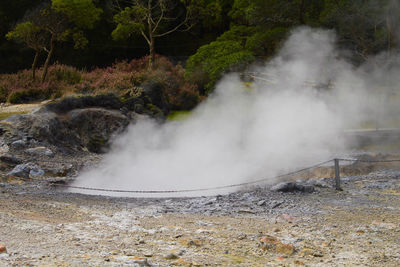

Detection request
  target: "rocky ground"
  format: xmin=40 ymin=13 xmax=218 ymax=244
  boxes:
xmin=0 ymin=102 xmax=399 ymax=266
xmin=0 ymin=161 xmax=399 ymax=266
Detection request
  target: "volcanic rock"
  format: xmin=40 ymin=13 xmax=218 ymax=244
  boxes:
xmin=0 ymin=106 xmax=132 ymax=153
xmin=68 ymin=108 xmax=130 ymax=153
xmin=0 ymin=155 xmax=22 ymax=165
xmin=25 ymin=147 xmax=53 ymax=157
xmin=271 ymin=182 xmax=314 ymax=193
xmin=7 ymin=162 xmax=44 ymax=178
xmin=10 ymin=140 xmax=26 ymax=149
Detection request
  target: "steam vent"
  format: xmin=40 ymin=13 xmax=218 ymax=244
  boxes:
xmin=1 ymin=1 xmax=399 ymax=265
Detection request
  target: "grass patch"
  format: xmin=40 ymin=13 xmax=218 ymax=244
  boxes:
xmin=359 ymin=119 xmax=400 ymax=129
xmin=359 ymin=142 xmax=400 ymax=151
xmin=0 ymin=111 xmax=27 ymax=121
xmin=166 ymin=110 xmax=192 ymax=121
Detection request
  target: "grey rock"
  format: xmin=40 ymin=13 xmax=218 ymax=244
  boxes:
xmin=0 ymin=155 xmax=22 ymax=165
xmin=271 ymin=182 xmax=314 ymax=193
xmin=44 ymin=165 xmax=73 ymax=177
xmin=25 ymin=147 xmax=53 ymax=157
xmin=1 ymin=105 xmax=132 ymax=154
xmin=0 ymin=143 xmax=9 ymax=153
xmin=7 ymin=163 xmax=44 ymax=178
xmin=257 ymin=200 xmax=266 ymax=206
xmin=68 ymin=108 xmax=130 ymax=153
xmin=11 ymin=140 xmax=26 ymax=149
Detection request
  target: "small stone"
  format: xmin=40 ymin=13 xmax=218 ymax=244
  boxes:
xmin=0 ymin=143 xmax=9 ymax=153
xmin=257 ymin=200 xmax=266 ymax=206
xmin=0 ymin=244 xmax=6 ymax=254
xmin=260 ymin=235 xmax=279 ymax=251
xmin=0 ymin=155 xmax=22 ymax=165
xmin=181 ymin=238 xmax=202 ymax=247
xmin=195 ymin=228 xmax=213 ymax=234
xmin=143 ymin=251 xmax=153 ymax=257
xmin=237 ymin=233 xmax=247 ymax=240
xmin=237 ymin=209 xmax=255 ymax=214
xmin=11 ymin=140 xmax=26 ymax=149
xmin=278 ymin=214 xmax=301 ymax=223
xmin=299 ymin=248 xmax=313 ymax=257
xmin=164 ymin=253 xmax=179 ymax=260
xmin=132 ymin=257 xmax=151 ymax=266
xmin=276 ymin=243 xmax=295 ymax=255
xmin=371 ymin=221 xmax=396 ymax=230
xmin=174 ymin=258 xmax=192 ymax=266
xmin=299 ymin=248 xmax=323 ymax=257
xmin=271 ymin=201 xmax=283 ymax=209
xmin=25 ymin=146 xmax=53 ymax=157
xmin=294 ymin=260 xmax=305 ymax=265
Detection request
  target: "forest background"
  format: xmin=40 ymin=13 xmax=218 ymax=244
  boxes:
xmin=0 ymin=0 xmax=398 ymax=110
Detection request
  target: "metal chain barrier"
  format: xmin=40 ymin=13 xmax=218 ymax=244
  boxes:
xmin=17 ymin=157 xmax=400 ymax=194
xmin=38 ymin=159 xmax=334 ymax=194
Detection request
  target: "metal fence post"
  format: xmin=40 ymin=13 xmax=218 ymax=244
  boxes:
xmin=334 ymin=158 xmax=342 ymax=191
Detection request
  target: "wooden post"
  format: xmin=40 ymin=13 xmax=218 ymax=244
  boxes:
xmin=334 ymin=158 xmax=342 ymax=191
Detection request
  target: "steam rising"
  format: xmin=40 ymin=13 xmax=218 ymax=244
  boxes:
xmin=70 ymin=27 xmax=400 ymax=197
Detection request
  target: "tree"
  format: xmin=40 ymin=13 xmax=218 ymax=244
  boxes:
xmin=321 ymin=0 xmax=399 ymax=61
xmin=6 ymin=0 xmax=102 ymax=82
xmin=6 ymin=22 xmax=48 ymax=80
xmin=111 ymin=0 xmax=198 ymax=68
xmin=39 ymin=0 xmax=102 ymax=82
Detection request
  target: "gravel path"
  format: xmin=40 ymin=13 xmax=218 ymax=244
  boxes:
xmin=0 ymin=167 xmax=399 ymax=266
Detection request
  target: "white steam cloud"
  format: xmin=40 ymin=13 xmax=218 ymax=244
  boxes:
xmin=70 ymin=27 xmax=400 ymax=197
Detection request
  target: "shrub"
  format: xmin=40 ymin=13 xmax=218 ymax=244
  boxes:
xmin=8 ymin=89 xmax=46 ymax=104
xmin=0 ymin=85 xmax=8 ymax=103
xmin=186 ymin=40 xmax=255 ymax=93
xmin=0 ymin=55 xmax=202 ymax=112
xmin=48 ymin=64 xmax=82 ymax=85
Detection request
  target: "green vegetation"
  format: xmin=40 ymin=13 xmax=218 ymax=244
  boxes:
xmin=166 ymin=110 xmax=192 ymax=121
xmin=0 ymin=0 xmax=398 ymax=105
xmin=0 ymin=56 xmax=202 ymax=114
xmin=0 ymin=111 xmax=28 ymax=121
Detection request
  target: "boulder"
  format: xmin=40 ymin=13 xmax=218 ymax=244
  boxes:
xmin=68 ymin=108 xmax=130 ymax=153
xmin=2 ymin=112 xmax=80 ymax=150
xmin=7 ymin=162 xmax=44 ymax=178
xmin=271 ymin=182 xmax=314 ymax=193
xmin=0 ymin=106 xmax=132 ymax=153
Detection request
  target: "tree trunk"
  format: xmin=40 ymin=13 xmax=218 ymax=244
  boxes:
xmin=147 ymin=0 xmax=154 ymax=69
xmin=41 ymin=35 xmax=55 ymax=83
xmin=149 ymin=36 xmax=155 ymax=69
xmin=299 ymin=0 xmax=305 ymax=24
xmin=386 ymin=16 xmax=392 ymax=52
xmin=32 ymin=50 xmax=39 ymax=80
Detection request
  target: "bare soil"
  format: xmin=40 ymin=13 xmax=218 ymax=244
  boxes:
xmin=0 ymin=166 xmax=399 ymax=266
